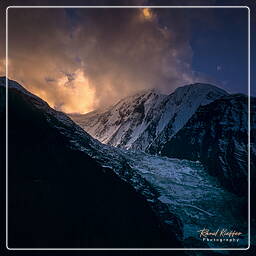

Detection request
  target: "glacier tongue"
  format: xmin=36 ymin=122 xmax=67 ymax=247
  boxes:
xmin=122 ymin=150 xmax=248 ymax=247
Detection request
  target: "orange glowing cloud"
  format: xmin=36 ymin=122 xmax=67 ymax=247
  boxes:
xmin=1 ymin=8 xmax=200 ymax=115
xmin=57 ymin=70 xmax=97 ymax=114
xmin=142 ymin=8 xmax=153 ymax=20
xmin=55 ymin=70 xmax=97 ymax=114
xmin=26 ymin=69 xmax=97 ymax=114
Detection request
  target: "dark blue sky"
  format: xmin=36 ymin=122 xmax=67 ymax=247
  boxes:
xmin=148 ymin=0 xmax=255 ymax=97
xmin=189 ymin=8 xmax=249 ymax=95
xmin=66 ymin=6 xmax=251 ymax=95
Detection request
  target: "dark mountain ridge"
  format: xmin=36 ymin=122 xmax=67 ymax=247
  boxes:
xmin=0 ymin=77 xmax=183 ymax=249
xmin=160 ymin=94 xmax=255 ymax=199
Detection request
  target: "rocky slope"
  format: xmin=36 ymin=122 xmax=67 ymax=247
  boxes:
xmin=160 ymin=94 xmax=255 ymax=198
xmin=70 ymin=83 xmax=228 ymax=151
xmin=1 ymin=77 xmax=183 ymax=249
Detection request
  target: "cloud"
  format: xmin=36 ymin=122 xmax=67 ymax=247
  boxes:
xmin=1 ymin=7 xmax=208 ymax=113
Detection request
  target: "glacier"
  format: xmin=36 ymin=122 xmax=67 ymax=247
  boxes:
xmin=121 ymin=150 xmax=249 ymax=248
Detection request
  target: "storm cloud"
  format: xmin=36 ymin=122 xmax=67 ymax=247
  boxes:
xmin=2 ymin=7 xmax=208 ymax=113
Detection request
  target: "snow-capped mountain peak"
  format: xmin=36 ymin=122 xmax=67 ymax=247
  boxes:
xmin=70 ymin=88 xmax=167 ymax=148
xmin=70 ymin=83 xmax=228 ymax=151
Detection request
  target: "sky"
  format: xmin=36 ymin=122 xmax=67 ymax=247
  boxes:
xmin=0 ymin=0 xmax=253 ymax=114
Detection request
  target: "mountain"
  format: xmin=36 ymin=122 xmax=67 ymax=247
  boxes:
xmin=1 ymin=77 xmax=252 ymax=250
xmin=0 ymin=77 xmax=183 ymax=249
xmin=70 ymin=88 xmax=166 ymax=149
xmin=160 ymin=94 xmax=256 ymax=198
xmin=70 ymin=83 xmax=228 ymax=151
xmin=69 ymin=82 xmax=254 ymax=216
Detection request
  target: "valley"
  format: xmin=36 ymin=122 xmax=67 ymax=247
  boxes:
xmin=1 ymin=77 xmax=253 ymax=251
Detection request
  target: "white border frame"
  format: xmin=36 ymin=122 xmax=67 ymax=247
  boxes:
xmin=5 ymin=5 xmax=251 ymax=251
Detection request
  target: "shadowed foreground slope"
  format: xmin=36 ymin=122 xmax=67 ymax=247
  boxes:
xmin=0 ymin=78 xmax=182 ymax=249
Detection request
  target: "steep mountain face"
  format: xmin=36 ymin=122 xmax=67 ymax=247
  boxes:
xmin=1 ymin=78 xmax=183 ymax=249
xmin=160 ymin=94 xmax=255 ymax=198
xmin=138 ymin=83 xmax=228 ymax=153
xmin=70 ymin=83 xmax=228 ymax=151
xmin=70 ymin=88 xmax=166 ymax=149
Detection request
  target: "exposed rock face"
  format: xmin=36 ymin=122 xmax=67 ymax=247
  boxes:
xmin=160 ymin=94 xmax=255 ymax=197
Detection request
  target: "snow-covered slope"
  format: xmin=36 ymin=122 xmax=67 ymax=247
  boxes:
xmin=70 ymin=88 xmax=166 ymax=149
xmin=70 ymin=83 xmax=228 ymax=151
xmin=137 ymin=83 xmax=228 ymax=152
